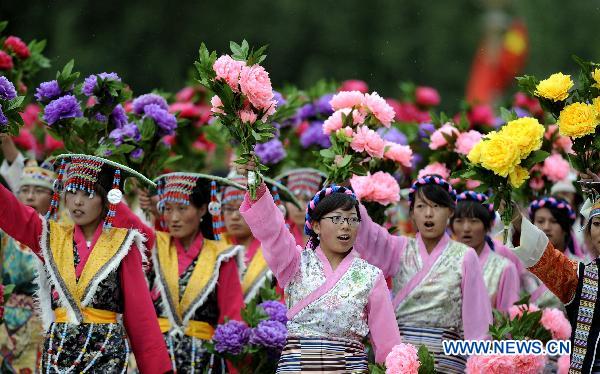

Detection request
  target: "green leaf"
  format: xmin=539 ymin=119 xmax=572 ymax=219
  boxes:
xmin=339 ymin=155 xmax=351 ymax=167
xmin=521 ymin=150 xmax=550 ymax=169
xmin=0 ymin=21 xmax=8 ymax=34
xmin=139 ymin=118 xmax=156 ymax=141
xmin=62 ymin=59 xmax=75 ymax=77
xmin=319 ymin=149 xmax=335 ymax=158
xmin=500 ymin=107 xmax=517 ymax=123
xmin=417 ymin=345 xmax=436 ymax=374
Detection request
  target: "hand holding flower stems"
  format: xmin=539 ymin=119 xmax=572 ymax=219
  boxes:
xmin=138 ymin=187 xmax=159 ymax=218
xmin=195 ymin=40 xmax=278 ymax=199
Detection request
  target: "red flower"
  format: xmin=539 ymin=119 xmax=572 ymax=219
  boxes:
xmin=339 ymin=79 xmax=369 ymax=93
xmin=44 ymin=134 xmax=64 ymax=153
xmin=0 ymin=50 xmax=14 ymax=70
xmin=4 ymin=36 xmax=30 ymax=59
xmin=169 ymin=102 xmax=201 ymax=119
xmin=175 ymin=86 xmax=196 ymax=102
xmin=12 ymin=129 xmax=38 ymax=151
xmin=468 ymin=104 xmax=495 ymax=127
xmin=415 ymin=86 xmax=441 ymax=107
xmin=20 ymin=104 xmax=41 ymax=129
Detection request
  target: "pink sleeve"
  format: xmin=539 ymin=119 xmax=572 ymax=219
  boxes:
xmin=239 ymin=185 xmax=301 ymax=288
xmin=494 ymin=262 xmax=520 ymax=313
xmin=217 ymin=258 xmax=244 ymax=324
xmin=355 ymin=204 xmax=407 ymax=278
xmin=461 ymin=248 xmax=493 ymax=340
xmin=367 ymin=273 xmax=401 ymax=363
xmin=114 ymin=202 xmax=156 ymax=255
xmin=120 ymin=245 xmax=171 ymax=374
xmin=0 ymin=183 xmax=42 ymax=257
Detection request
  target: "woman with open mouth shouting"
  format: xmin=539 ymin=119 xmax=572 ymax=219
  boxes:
xmin=236 ymin=160 xmax=400 ymax=373
xmin=354 ymin=174 xmax=492 ymax=373
xmin=450 ymin=191 xmax=520 ymax=313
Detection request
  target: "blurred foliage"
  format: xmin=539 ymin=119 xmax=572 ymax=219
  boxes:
xmin=1 ymin=0 xmax=599 ymax=111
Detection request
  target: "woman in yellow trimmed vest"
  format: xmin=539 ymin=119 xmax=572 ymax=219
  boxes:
xmin=0 ymin=154 xmax=171 ymax=374
xmin=150 ymin=172 xmax=245 ymax=373
xmin=0 ymin=160 xmax=55 ymax=372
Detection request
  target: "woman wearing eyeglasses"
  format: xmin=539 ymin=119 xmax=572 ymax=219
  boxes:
xmin=236 ymin=162 xmax=400 ymax=373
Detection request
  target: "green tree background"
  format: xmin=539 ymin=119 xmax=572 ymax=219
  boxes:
xmin=2 ymin=0 xmax=599 ymax=110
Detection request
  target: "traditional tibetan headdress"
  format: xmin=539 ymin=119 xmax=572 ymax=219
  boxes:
xmin=528 ymin=196 xmax=577 ymax=223
xmin=304 ymin=184 xmax=357 ymax=238
xmin=408 ymin=174 xmax=457 ymax=203
xmin=456 ymin=191 xmax=494 ymax=214
xmin=19 ymin=159 xmax=57 ymax=191
xmin=47 ymin=154 xmax=155 ymax=230
xmin=222 ymin=173 xmax=300 ymax=217
xmin=590 ymin=200 xmax=600 ymax=221
xmin=276 ymin=168 xmax=327 ymax=200
xmin=154 ymin=172 xmax=245 ymax=240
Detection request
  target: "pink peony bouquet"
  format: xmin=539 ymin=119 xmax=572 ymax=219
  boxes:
xmin=350 ymin=171 xmax=400 ymax=206
xmin=318 ymin=90 xmax=412 ymax=183
xmin=195 ymin=40 xmax=278 ymax=198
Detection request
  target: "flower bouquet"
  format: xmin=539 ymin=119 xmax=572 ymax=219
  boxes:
xmin=456 ymin=114 xmax=548 ymax=241
xmin=35 ymin=61 xmax=181 ymax=179
xmin=0 ymin=20 xmax=50 ymax=94
xmin=316 ymin=90 xmax=413 ymax=223
xmin=195 ymin=40 xmax=278 ymax=199
xmin=209 ymin=285 xmax=287 ymax=373
xmin=0 ymin=75 xmax=25 ymax=135
xmin=369 ymin=343 xmax=436 ymax=374
xmin=517 ymin=56 xmax=600 ymax=174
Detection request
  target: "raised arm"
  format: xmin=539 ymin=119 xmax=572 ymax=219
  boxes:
xmin=354 ymin=204 xmax=408 ymax=278
xmin=0 ymin=135 xmax=24 ymax=192
xmin=239 ymin=183 xmax=301 ymax=288
xmin=510 ymin=217 xmax=579 ymax=304
xmin=367 ymin=272 xmax=402 ymax=363
xmin=0 ymin=183 xmax=43 ymax=256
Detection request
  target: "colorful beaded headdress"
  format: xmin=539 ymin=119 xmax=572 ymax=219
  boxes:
xmin=19 ymin=159 xmax=57 ymax=191
xmin=408 ymin=174 xmax=457 ymax=203
xmin=528 ymin=196 xmax=577 ymax=222
xmin=304 ymin=185 xmax=357 ymax=238
xmin=47 ymin=154 xmax=155 ymax=230
xmin=590 ymin=200 xmax=600 ymax=220
xmin=456 ymin=191 xmax=494 ymax=213
xmin=276 ymin=168 xmax=326 ymax=200
xmin=154 ymin=172 xmax=245 ymax=240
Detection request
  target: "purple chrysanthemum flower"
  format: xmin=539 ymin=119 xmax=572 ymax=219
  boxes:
xmin=132 ymin=93 xmax=168 ymax=115
xmin=34 ymin=80 xmax=62 ymax=103
xmin=143 ymin=104 xmax=177 ymax=136
xmin=131 ymin=148 xmax=144 ymax=160
xmin=249 ymin=320 xmax=287 ymax=350
xmin=0 ymin=104 xmax=7 ymax=126
xmin=295 ymin=103 xmax=316 ymax=121
xmin=255 ymin=138 xmax=286 ymax=165
xmin=300 ymin=121 xmax=331 ymax=149
xmin=417 ymin=122 xmax=436 ymax=139
xmin=259 ymin=300 xmax=288 ymax=324
xmin=213 ymin=320 xmax=250 ymax=355
xmin=314 ymin=94 xmax=335 ymax=116
xmin=513 ymin=107 xmax=530 ymax=119
xmin=377 ymin=127 xmax=408 ymax=145
xmin=109 ymin=123 xmax=141 ymax=146
xmin=82 ymin=72 xmax=121 ymax=97
xmin=273 ymin=91 xmax=286 ymax=107
xmin=94 ymin=112 xmax=108 ymax=123
xmin=110 ymin=104 xmax=128 ymax=128
xmin=43 ymin=95 xmax=83 ymax=125
xmin=0 ymin=77 xmax=17 ymax=101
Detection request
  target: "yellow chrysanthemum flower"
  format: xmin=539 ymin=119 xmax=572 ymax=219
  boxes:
xmin=592 ymin=68 xmax=600 ymax=89
xmin=593 ymin=97 xmax=600 ymax=119
xmin=558 ymin=102 xmax=600 ymax=138
xmin=467 ymin=138 xmax=484 ymax=164
xmin=478 ymin=134 xmax=521 ymax=177
xmin=534 ymin=72 xmax=573 ymax=102
xmin=499 ymin=117 xmax=545 ymax=159
xmin=509 ymin=165 xmax=529 ymax=188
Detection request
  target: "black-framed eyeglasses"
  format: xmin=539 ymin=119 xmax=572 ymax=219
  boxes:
xmin=321 ymin=215 xmax=360 ymax=226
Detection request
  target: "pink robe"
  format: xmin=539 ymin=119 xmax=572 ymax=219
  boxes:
xmin=479 ymin=243 xmax=520 ymax=312
xmin=239 ymin=184 xmax=401 ymax=363
xmin=355 ymin=204 xmax=492 ymax=340
xmin=0 ymin=184 xmax=171 ymax=374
